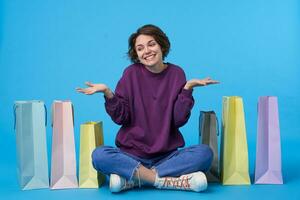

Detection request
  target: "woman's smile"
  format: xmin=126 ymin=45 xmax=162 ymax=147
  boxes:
xmin=144 ymin=54 xmax=156 ymax=61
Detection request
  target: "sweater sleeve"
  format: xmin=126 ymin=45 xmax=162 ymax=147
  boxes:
xmin=172 ymin=68 xmax=195 ymax=128
xmin=173 ymin=88 xmax=195 ymax=128
xmin=104 ymin=71 xmax=130 ymax=126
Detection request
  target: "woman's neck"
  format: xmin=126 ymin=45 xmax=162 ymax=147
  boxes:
xmin=144 ymin=61 xmax=167 ymax=74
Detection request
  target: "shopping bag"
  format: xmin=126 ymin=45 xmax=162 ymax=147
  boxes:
xmin=79 ymin=122 xmax=105 ymax=188
xmin=220 ymin=96 xmax=250 ymax=185
xmin=50 ymin=100 xmax=78 ymax=189
xmin=255 ymin=96 xmax=283 ymax=184
xmin=199 ymin=111 xmax=220 ymax=182
xmin=14 ymin=100 xmax=49 ymax=190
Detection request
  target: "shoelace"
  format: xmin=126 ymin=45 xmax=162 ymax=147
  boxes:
xmin=123 ymin=170 xmax=141 ymax=190
xmin=162 ymin=175 xmax=192 ymax=189
xmin=137 ymin=168 xmax=141 ymax=188
xmin=124 ymin=181 xmax=135 ymax=189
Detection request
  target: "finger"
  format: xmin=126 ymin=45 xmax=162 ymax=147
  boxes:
xmin=77 ymin=88 xmax=91 ymax=94
xmin=85 ymin=81 xmax=94 ymax=87
xmin=207 ymin=80 xmax=220 ymax=85
xmin=76 ymin=88 xmax=84 ymax=92
xmin=76 ymin=87 xmax=87 ymax=92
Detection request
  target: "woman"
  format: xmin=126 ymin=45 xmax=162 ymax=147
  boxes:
xmin=76 ymin=24 xmax=219 ymax=193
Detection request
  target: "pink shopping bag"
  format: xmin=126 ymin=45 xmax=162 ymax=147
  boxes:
xmin=50 ymin=100 xmax=78 ymax=189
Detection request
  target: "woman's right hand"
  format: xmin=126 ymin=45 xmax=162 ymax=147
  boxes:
xmin=76 ymin=82 xmax=114 ymax=98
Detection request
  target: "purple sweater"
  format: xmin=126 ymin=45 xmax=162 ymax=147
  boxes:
xmin=104 ymin=63 xmax=194 ymax=158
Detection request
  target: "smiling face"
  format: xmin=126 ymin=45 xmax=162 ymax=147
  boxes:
xmin=135 ymin=34 xmax=164 ymax=68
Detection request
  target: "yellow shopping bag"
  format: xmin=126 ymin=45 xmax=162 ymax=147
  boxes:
xmin=220 ymin=97 xmax=250 ymax=185
xmin=79 ymin=122 xmax=105 ymax=188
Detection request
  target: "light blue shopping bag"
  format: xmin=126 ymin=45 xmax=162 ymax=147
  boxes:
xmin=14 ymin=100 xmax=49 ymax=190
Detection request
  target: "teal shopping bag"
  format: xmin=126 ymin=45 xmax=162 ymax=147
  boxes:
xmin=14 ymin=100 xmax=49 ymax=190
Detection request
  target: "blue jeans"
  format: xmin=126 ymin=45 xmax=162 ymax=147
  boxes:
xmin=92 ymin=144 xmax=213 ymax=181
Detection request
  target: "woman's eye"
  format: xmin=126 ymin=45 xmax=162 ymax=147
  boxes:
xmin=149 ymin=42 xmax=156 ymax=47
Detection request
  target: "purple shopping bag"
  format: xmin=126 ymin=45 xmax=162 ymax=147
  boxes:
xmin=255 ymin=96 xmax=283 ymax=184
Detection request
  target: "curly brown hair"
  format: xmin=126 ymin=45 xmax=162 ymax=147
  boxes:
xmin=127 ymin=24 xmax=171 ymax=63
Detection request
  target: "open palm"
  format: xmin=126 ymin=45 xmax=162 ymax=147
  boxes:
xmin=186 ymin=77 xmax=220 ymax=89
xmin=76 ymin=82 xmax=108 ymax=95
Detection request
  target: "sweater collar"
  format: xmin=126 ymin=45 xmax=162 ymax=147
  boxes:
xmin=140 ymin=62 xmax=171 ymax=77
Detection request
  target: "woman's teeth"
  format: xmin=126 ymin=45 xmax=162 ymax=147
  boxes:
xmin=145 ymin=54 xmax=155 ymax=60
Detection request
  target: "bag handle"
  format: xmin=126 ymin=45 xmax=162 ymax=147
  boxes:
xmin=13 ymin=103 xmax=47 ymax=129
xmin=210 ymin=111 xmax=220 ymax=136
xmin=200 ymin=111 xmax=220 ymax=137
xmin=13 ymin=104 xmax=17 ymax=130
xmin=216 ymin=115 xmax=220 ymax=136
xmin=51 ymin=103 xmax=54 ymax=127
xmin=199 ymin=111 xmax=204 ymax=137
xmin=44 ymin=104 xmax=47 ymax=126
xmin=71 ymin=103 xmax=75 ymax=126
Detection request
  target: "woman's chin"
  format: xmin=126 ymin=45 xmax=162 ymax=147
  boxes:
xmin=142 ymin=60 xmax=158 ymax=67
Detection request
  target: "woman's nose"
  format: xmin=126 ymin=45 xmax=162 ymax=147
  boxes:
xmin=144 ymin=46 xmax=151 ymax=54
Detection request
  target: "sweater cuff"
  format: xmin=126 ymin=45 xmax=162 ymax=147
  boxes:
xmin=181 ymin=88 xmax=193 ymax=97
xmin=104 ymin=95 xmax=118 ymax=106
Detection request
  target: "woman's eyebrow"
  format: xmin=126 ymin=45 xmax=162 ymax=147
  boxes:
xmin=147 ymin=40 xmax=155 ymax=43
xmin=135 ymin=44 xmax=144 ymax=48
xmin=135 ymin=40 xmax=155 ymax=48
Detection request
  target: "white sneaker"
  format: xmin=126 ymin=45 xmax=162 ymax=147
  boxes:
xmin=109 ymin=174 xmax=138 ymax=193
xmin=154 ymin=171 xmax=207 ymax=192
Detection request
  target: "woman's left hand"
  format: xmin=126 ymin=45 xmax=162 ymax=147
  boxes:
xmin=184 ymin=77 xmax=220 ymax=90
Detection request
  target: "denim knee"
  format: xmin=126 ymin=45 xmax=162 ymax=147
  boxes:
xmin=193 ymin=144 xmax=214 ymax=172
xmin=91 ymin=146 xmax=113 ymax=171
xmin=201 ymin=144 xmax=214 ymax=172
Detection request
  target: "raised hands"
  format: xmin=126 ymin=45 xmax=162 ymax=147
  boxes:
xmin=184 ymin=77 xmax=220 ymax=90
xmin=76 ymin=82 xmax=114 ymax=98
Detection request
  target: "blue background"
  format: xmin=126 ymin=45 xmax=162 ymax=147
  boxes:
xmin=0 ymin=0 xmax=299 ymax=199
